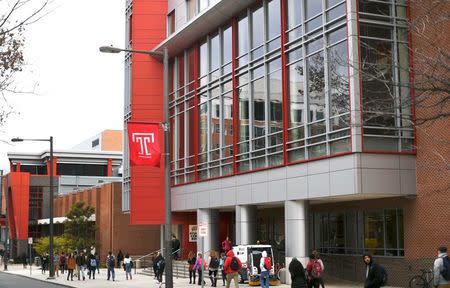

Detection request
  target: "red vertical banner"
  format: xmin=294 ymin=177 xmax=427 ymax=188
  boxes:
xmin=127 ymin=122 xmax=162 ymax=167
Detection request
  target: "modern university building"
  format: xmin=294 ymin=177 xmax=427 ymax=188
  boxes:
xmin=122 ymin=0 xmax=450 ymax=285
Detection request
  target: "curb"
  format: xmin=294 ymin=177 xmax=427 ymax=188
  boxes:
xmin=0 ymin=270 xmax=76 ymax=288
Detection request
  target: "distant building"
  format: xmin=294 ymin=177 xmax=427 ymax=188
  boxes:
xmin=1 ymin=130 xmax=122 ymax=258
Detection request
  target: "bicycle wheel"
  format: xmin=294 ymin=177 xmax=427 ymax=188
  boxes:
xmin=409 ymin=275 xmax=427 ymax=288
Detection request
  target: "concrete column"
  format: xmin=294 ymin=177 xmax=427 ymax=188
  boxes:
xmin=197 ymin=208 xmax=220 ymax=254
xmin=285 ymin=200 xmax=308 ymax=285
xmin=235 ymin=205 xmax=257 ymax=245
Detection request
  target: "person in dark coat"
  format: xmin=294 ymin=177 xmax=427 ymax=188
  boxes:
xmin=289 ymin=257 xmax=308 ymax=288
xmin=117 ymin=250 xmax=124 ymax=268
xmin=154 ymin=252 xmax=165 ymax=284
xmin=363 ymin=254 xmax=383 ymax=288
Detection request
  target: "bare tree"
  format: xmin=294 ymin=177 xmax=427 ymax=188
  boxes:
xmin=0 ymin=0 xmax=49 ymax=126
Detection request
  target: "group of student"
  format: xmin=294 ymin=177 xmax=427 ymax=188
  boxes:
xmin=187 ymin=248 xmax=243 ymax=288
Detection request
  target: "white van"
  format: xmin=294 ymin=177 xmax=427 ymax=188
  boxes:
xmin=232 ymin=244 xmax=279 ymax=286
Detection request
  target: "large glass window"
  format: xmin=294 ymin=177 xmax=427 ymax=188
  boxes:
xmin=312 ymin=209 xmax=404 ymax=256
xmin=286 ymin=0 xmax=350 ymax=162
xmin=359 ymin=0 xmax=413 ymax=152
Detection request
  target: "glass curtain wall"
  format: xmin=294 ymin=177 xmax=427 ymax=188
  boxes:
xmin=359 ymin=0 xmax=413 ymax=152
xmin=311 ymin=209 xmax=404 ymax=256
xmin=285 ymin=0 xmax=350 ymax=162
xmin=236 ymin=0 xmax=283 ymax=172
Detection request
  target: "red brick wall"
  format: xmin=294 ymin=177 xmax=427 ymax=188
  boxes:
xmin=403 ymin=0 xmax=450 ymax=259
xmin=54 ymin=182 xmax=161 ymax=262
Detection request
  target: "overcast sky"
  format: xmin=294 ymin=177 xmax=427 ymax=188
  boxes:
xmin=0 ymin=0 xmax=125 ymax=172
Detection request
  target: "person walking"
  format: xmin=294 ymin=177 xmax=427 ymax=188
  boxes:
xmin=59 ymin=252 xmax=67 ymax=275
xmin=124 ymin=253 xmax=133 ymax=280
xmin=363 ymin=254 xmax=383 ymax=288
xmin=117 ymin=250 xmax=124 ymax=268
xmin=219 ymin=252 xmax=226 ymax=286
xmin=154 ymin=252 xmax=165 ymax=284
xmin=21 ymin=253 xmax=27 ymax=269
xmin=106 ymin=251 xmax=116 ymax=281
xmin=289 ymin=257 xmax=308 ymax=288
xmin=88 ymin=253 xmax=97 ymax=279
xmin=193 ymin=252 xmax=206 ymax=286
xmin=41 ymin=253 xmax=48 ymax=274
xmin=208 ymin=250 xmax=219 ymax=287
xmin=95 ymin=252 xmax=100 ymax=274
xmin=259 ymin=250 xmax=271 ymax=288
xmin=66 ymin=253 xmax=76 ymax=281
xmin=76 ymin=252 xmax=86 ymax=280
xmin=306 ymin=253 xmax=324 ymax=288
xmin=187 ymin=251 xmax=197 ymax=284
xmin=172 ymin=235 xmax=181 ymax=260
xmin=53 ymin=252 xmax=60 ymax=277
xmin=312 ymin=250 xmax=325 ymax=288
xmin=433 ymin=246 xmax=450 ymax=288
xmin=223 ymin=249 xmax=242 ymax=288
xmin=221 ymin=236 xmax=232 ymax=254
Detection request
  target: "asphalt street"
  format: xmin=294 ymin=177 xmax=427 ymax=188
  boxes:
xmin=0 ymin=271 xmax=68 ymax=288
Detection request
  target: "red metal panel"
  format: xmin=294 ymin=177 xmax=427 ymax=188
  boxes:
xmin=130 ymin=0 xmax=167 ymax=225
xmin=280 ymin=0 xmax=288 ymax=165
xmin=231 ymin=18 xmax=238 ymax=175
xmin=8 ymin=172 xmax=30 ymax=240
xmin=107 ymin=159 xmax=112 ymax=177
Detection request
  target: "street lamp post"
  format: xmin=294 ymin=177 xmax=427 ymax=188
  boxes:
xmin=11 ymin=137 xmax=55 ymax=279
xmin=99 ymin=45 xmax=173 ymax=288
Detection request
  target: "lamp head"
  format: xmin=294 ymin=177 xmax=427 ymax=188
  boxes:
xmin=99 ymin=46 xmax=123 ymax=53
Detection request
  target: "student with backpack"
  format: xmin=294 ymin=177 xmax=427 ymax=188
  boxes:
xmin=223 ymin=250 xmax=242 ymax=288
xmin=106 ymin=251 xmax=116 ymax=281
xmin=433 ymin=246 xmax=450 ymax=288
xmin=193 ymin=252 xmax=207 ymax=286
xmin=124 ymin=253 xmax=133 ymax=280
xmin=88 ymin=253 xmax=97 ymax=279
xmin=208 ymin=250 xmax=220 ymax=287
xmin=154 ymin=252 xmax=165 ymax=284
xmin=260 ymin=250 xmax=272 ymax=288
xmin=312 ymin=250 xmax=325 ymax=288
xmin=362 ymin=254 xmax=384 ymax=288
xmin=306 ymin=253 xmax=323 ymax=288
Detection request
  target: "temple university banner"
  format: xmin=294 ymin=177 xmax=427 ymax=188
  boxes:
xmin=127 ymin=122 xmax=165 ymax=224
xmin=127 ymin=122 xmax=161 ymax=167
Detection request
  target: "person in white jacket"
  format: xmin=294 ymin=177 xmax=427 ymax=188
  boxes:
xmin=259 ymin=251 xmax=270 ymax=288
xmin=433 ymin=246 xmax=450 ymax=288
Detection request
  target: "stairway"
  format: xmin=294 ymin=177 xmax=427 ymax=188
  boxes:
xmin=139 ymin=260 xmax=190 ymax=279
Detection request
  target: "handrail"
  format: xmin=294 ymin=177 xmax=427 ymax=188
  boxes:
xmin=133 ymin=247 xmax=183 ymax=275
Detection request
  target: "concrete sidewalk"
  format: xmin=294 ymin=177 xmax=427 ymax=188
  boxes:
xmin=3 ymin=264 xmax=363 ymax=287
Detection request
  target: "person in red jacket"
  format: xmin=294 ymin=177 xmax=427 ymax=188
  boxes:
xmin=223 ymin=250 xmax=242 ymax=288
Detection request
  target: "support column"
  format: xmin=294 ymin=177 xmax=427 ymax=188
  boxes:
xmin=197 ymin=209 xmax=219 ymax=254
xmin=285 ymin=200 xmax=308 ymax=285
xmin=235 ymin=205 xmax=257 ymax=245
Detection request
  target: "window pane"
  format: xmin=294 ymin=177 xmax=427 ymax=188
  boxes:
xmin=239 ymin=85 xmax=249 ymax=142
xmin=238 ymin=16 xmax=249 ymax=57
xmin=307 ymin=52 xmax=325 ymax=122
xmin=223 ymin=26 xmax=232 ymax=64
xmin=268 ymin=0 xmax=281 ymax=39
xmin=210 ymin=34 xmax=220 ymax=72
xmin=252 ymin=6 xmax=264 ymax=49
xmin=269 ymin=70 xmax=283 ymax=133
xmin=288 ymin=61 xmax=304 ymax=127
xmin=200 ymin=41 xmax=208 ymax=76
xmin=364 ymin=211 xmax=384 ymax=255
xmin=329 ymin=41 xmax=349 ymax=116
xmin=287 ymin=0 xmax=302 ymax=29
xmin=306 ymin=0 xmax=322 ymax=19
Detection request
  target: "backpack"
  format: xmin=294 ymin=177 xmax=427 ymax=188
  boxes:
xmin=264 ymin=257 xmax=273 ymax=270
xmin=90 ymin=258 xmax=97 ymax=267
xmin=310 ymin=260 xmax=323 ymax=278
xmin=441 ymin=256 xmax=450 ymax=281
xmin=157 ymin=258 xmax=165 ymax=270
xmin=379 ymin=265 xmax=388 ymax=286
xmin=230 ymin=257 xmax=239 ymax=271
xmin=210 ymin=257 xmax=219 ymax=269
xmin=107 ymin=256 xmax=115 ymax=268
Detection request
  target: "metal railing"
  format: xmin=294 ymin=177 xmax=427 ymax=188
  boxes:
xmin=133 ymin=248 xmax=183 ymax=275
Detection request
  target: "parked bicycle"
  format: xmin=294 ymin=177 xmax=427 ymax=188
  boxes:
xmin=409 ymin=268 xmax=433 ymax=288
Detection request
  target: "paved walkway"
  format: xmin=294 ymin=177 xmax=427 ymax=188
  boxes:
xmin=3 ymin=264 xmax=365 ymax=287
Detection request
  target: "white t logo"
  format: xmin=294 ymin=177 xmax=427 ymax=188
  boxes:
xmin=132 ymin=132 xmax=155 ymax=158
